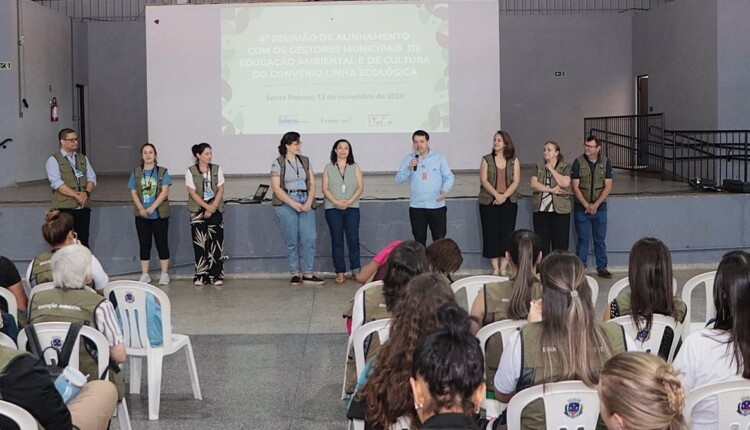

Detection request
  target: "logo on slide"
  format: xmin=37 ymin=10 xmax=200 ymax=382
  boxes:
xmin=278 ymin=116 xmax=299 ymax=127
xmin=368 ymin=114 xmax=392 ymax=126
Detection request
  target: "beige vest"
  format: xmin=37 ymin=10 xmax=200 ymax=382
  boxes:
xmin=187 ymin=164 xmax=224 ymax=214
xmin=576 ymin=155 xmax=609 ymax=204
xmin=531 ymin=161 xmax=572 ymax=214
xmin=133 ymin=166 xmax=171 ymax=218
xmin=478 ymin=154 xmax=518 ymax=204
xmin=51 ymin=152 xmax=90 ymax=209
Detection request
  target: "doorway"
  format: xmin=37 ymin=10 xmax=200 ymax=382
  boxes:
xmin=636 ymin=75 xmax=649 ymax=168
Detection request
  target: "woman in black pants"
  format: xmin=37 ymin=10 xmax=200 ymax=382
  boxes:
xmin=129 ymin=143 xmax=172 ymax=285
xmin=530 ymin=141 xmax=571 ymax=256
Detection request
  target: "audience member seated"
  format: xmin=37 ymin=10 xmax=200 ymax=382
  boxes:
xmin=343 ymin=240 xmax=429 ymax=395
xmin=410 ymin=305 xmax=485 ymax=430
xmin=28 ymin=245 xmax=127 ymax=400
xmin=0 ymin=344 xmax=117 ymax=430
xmin=425 ymin=238 xmax=463 ymax=283
xmin=604 ymin=237 xmax=686 ymax=360
xmin=494 ymin=251 xmax=637 ymax=430
xmin=672 ymin=250 xmax=750 ymax=430
xmin=356 ymin=240 xmax=402 ymax=284
xmin=0 ymin=256 xmax=22 ymax=339
xmin=28 ymin=209 xmax=109 ymax=291
xmin=350 ymin=273 xmax=457 ymax=429
xmin=599 ymin=352 xmax=686 ymax=430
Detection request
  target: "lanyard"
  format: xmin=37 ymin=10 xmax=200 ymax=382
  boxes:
xmin=142 ymin=167 xmax=155 ymax=188
xmin=287 ymin=158 xmax=300 ymax=178
xmin=337 ymin=163 xmax=347 ymax=181
xmin=68 ymin=154 xmax=83 ymax=190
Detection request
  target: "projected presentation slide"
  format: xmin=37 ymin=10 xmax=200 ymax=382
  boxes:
xmin=220 ymin=3 xmax=449 ymax=135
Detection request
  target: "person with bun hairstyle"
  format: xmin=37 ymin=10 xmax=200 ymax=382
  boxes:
xmin=530 ymin=141 xmax=571 ymax=255
xmin=494 ymin=251 xmax=637 ymax=429
xmin=478 ymin=131 xmax=521 ymax=276
xmin=271 ymin=132 xmax=324 ymax=286
xmin=604 ymin=238 xmax=687 ymax=360
xmin=599 ymin=352 xmax=686 ymax=430
xmin=673 ymin=250 xmax=750 ymax=430
xmin=128 ymin=143 xmax=172 ymax=285
xmin=410 ymin=305 xmax=485 ymax=430
xmin=185 ymin=143 xmax=225 ymax=286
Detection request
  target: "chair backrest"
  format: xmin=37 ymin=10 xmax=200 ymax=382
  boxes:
xmin=506 ymin=380 xmax=600 ymax=430
xmin=352 ymin=319 xmax=391 ymax=380
xmin=475 ymin=319 xmax=527 ymax=418
xmin=104 ymin=280 xmax=173 ymax=350
xmin=609 ymin=314 xmax=682 ymax=362
xmin=0 ymin=288 xmax=18 ymax=322
xmin=0 ymin=332 xmax=17 ymax=349
xmin=451 ymin=275 xmax=507 ymax=312
xmin=17 ymin=322 xmax=110 ymax=378
xmin=681 ymin=271 xmax=716 ymax=337
xmin=684 ymin=379 xmax=750 ymax=429
xmin=0 ymin=400 xmax=39 ymax=430
xmin=585 ymin=275 xmax=599 ymax=305
xmin=351 ymin=281 xmax=384 ymax=334
xmin=606 ymin=277 xmax=678 ymax=308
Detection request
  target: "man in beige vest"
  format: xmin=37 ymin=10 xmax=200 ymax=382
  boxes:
xmin=45 ymin=128 xmax=97 ymax=247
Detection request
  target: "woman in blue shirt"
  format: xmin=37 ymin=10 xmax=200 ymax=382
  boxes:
xmin=128 ymin=143 xmax=172 ymax=285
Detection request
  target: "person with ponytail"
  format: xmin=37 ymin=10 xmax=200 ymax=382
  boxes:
xmin=410 ymin=304 xmax=485 ymax=430
xmin=604 ymin=238 xmax=687 ymax=360
xmin=673 ymin=250 xmax=750 ymax=430
xmin=494 ymin=251 xmax=637 ymax=429
xmin=599 ymin=352 xmax=686 ymax=430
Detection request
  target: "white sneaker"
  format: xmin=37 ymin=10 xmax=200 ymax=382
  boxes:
xmin=138 ymin=273 xmax=151 ymax=283
xmin=213 ymin=279 xmax=224 ymax=286
xmin=159 ymin=273 xmax=170 ymax=285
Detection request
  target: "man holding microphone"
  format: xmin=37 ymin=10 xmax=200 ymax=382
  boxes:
xmin=396 ymin=130 xmax=454 ymax=245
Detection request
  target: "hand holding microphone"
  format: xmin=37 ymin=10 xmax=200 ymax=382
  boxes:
xmin=411 ymin=153 xmax=419 ymax=171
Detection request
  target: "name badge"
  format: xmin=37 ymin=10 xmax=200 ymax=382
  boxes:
xmin=203 ymin=188 xmax=215 ymax=201
xmin=75 ymin=170 xmax=84 ymax=179
xmin=143 ymin=194 xmax=152 ymax=205
xmin=421 ymin=171 xmax=428 ymax=181
xmin=341 ymin=184 xmax=347 ymax=194
xmin=295 ymin=180 xmax=305 ymax=189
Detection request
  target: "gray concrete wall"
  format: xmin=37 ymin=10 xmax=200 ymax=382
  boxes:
xmin=632 ymin=0 xmax=719 ymax=130
xmin=716 ymin=0 xmax=750 ymax=130
xmin=0 ymin=0 xmax=18 ymax=188
xmin=499 ymin=14 xmax=634 ymax=165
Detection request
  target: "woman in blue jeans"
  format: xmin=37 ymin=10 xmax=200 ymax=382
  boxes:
xmin=271 ymin=132 xmax=325 ymax=286
xmin=322 ymin=139 xmax=364 ymax=284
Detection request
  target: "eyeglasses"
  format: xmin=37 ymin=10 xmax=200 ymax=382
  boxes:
xmin=583 ymin=144 xmax=598 ymax=149
xmin=64 ymin=138 xmax=79 ymax=142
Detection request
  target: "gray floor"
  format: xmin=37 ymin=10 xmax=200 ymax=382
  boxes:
xmin=117 ymin=266 xmax=713 ymax=429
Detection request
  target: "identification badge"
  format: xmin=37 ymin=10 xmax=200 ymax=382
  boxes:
xmin=143 ymin=194 xmax=152 ymax=205
xmin=295 ymin=180 xmax=305 ymax=189
xmin=203 ymin=188 xmax=215 ymax=201
xmin=75 ymin=170 xmax=84 ymax=179
xmin=422 ymin=171 xmax=428 ymax=181
xmin=341 ymin=184 xmax=347 ymax=194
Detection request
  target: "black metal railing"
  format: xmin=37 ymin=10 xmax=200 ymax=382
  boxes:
xmin=584 ymin=114 xmax=666 ymax=178
xmin=665 ymin=130 xmax=750 ymax=184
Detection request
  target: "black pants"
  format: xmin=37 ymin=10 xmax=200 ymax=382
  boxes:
xmin=409 ymin=207 xmax=447 ymax=245
xmin=59 ymin=208 xmax=91 ymax=248
xmin=533 ymin=211 xmax=571 ymax=257
xmin=479 ymin=202 xmax=518 ymax=259
xmin=135 ymin=217 xmax=170 ymax=261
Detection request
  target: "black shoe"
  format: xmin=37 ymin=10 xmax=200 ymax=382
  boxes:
xmin=302 ymin=275 xmax=325 ymax=286
xmin=290 ymin=275 xmax=302 ymax=286
xmin=597 ymin=268 xmax=613 ymax=279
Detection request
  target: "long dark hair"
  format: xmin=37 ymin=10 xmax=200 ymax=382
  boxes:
xmin=382 ymin=241 xmax=429 ymax=312
xmin=493 ymin=130 xmax=516 ymax=160
xmin=278 ymin=131 xmax=300 ymax=156
xmin=628 ymin=238 xmax=675 ymax=333
xmin=713 ymin=250 xmax=750 ymax=378
xmin=507 ymin=230 xmax=542 ymax=320
xmin=140 ymin=143 xmax=157 ymax=167
xmin=329 ymin=139 xmax=354 ymax=164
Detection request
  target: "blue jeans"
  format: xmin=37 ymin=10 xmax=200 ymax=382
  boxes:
xmin=325 ymin=207 xmax=361 ymax=274
xmin=574 ymin=204 xmax=608 ymax=269
xmin=274 ymin=192 xmax=318 ymax=274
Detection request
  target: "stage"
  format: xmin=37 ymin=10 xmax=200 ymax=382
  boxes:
xmin=0 ymin=167 xmax=745 ymax=277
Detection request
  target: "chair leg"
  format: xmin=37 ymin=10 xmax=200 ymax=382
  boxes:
xmin=341 ymin=336 xmax=353 ymax=400
xmin=117 ymin=399 xmax=132 ymax=430
xmin=183 ymin=338 xmax=202 ymax=400
xmin=147 ymin=351 xmax=164 ymax=420
xmin=129 ymin=356 xmax=142 ymax=395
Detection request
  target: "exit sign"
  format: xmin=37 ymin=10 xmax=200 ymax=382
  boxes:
xmin=554 ymin=71 xmax=565 ymax=77
xmin=0 ymin=62 xmax=11 ymax=70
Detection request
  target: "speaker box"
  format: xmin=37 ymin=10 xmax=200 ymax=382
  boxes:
xmin=722 ymin=179 xmax=750 ymax=193
xmin=689 ymin=177 xmax=717 ymax=190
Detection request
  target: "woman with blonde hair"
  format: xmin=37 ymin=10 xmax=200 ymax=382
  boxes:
xmin=599 ymin=352 xmax=686 ymax=430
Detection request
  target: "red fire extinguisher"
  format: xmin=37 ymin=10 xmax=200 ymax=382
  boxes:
xmin=50 ymin=97 xmax=59 ymax=122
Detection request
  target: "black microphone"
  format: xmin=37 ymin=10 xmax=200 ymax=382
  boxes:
xmin=413 ymin=153 xmax=419 ymax=171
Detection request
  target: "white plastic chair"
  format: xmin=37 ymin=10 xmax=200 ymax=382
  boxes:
xmin=475 ymin=319 xmax=527 ymax=418
xmin=353 ymin=319 xmax=391 ymax=380
xmin=342 ymin=280 xmax=384 ymax=399
xmin=104 ymin=280 xmax=202 ymax=420
xmin=506 ymin=380 xmax=600 ymax=430
xmin=451 ymin=275 xmax=507 ymax=312
xmin=684 ymin=379 xmax=750 ymax=429
xmin=606 ymin=277 xmax=678 ymax=307
xmin=681 ymin=271 xmax=716 ymax=337
xmin=17 ymin=322 xmax=132 ymax=429
xmin=0 ymin=288 xmax=18 ymax=322
xmin=585 ymin=275 xmax=599 ymax=305
xmin=609 ymin=314 xmax=683 ymax=362
xmin=0 ymin=332 xmax=17 ymax=349
xmin=0 ymin=400 xmax=38 ymax=430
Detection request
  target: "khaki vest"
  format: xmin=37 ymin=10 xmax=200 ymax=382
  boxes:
xmin=531 ymin=161 xmax=572 ymax=214
xmin=0 ymin=346 xmax=26 ymax=373
xmin=51 ymin=152 xmax=90 ymax=209
xmin=30 ymin=251 xmax=55 ymax=287
xmin=133 ymin=166 xmax=171 ymax=218
xmin=576 ymin=155 xmax=609 ymax=204
xmin=613 ymin=290 xmax=688 ymax=324
xmin=363 ymin=284 xmax=390 ymax=323
xmin=478 ymin=154 xmax=518 ymax=205
xmin=187 ymin=164 xmax=224 ymax=214
xmin=517 ymin=322 xmax=626 ymax=430
xmin=272 ymin=155 xmax=318 ymax=208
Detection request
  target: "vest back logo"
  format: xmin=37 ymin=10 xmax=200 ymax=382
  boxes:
xmin=125 ymin=292 xmax=135 ymax=304
xmin=564 ymin=399 xmax=583 ymax=419
xmin=737 ymin=397 xmax=750 ymax=416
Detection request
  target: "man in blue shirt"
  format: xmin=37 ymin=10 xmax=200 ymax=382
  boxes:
xmin=571 ymin=136 xmax=613 ymax=278
xmin=396 ymin=130 xmax=454 ymax=245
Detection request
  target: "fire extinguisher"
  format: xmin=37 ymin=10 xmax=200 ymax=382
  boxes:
xmin=50 ymin=97 xmax=59 ymax=122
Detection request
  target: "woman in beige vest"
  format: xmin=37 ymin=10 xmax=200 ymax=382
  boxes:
xmin=530 ymin=141 xmax=571 ymax=256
